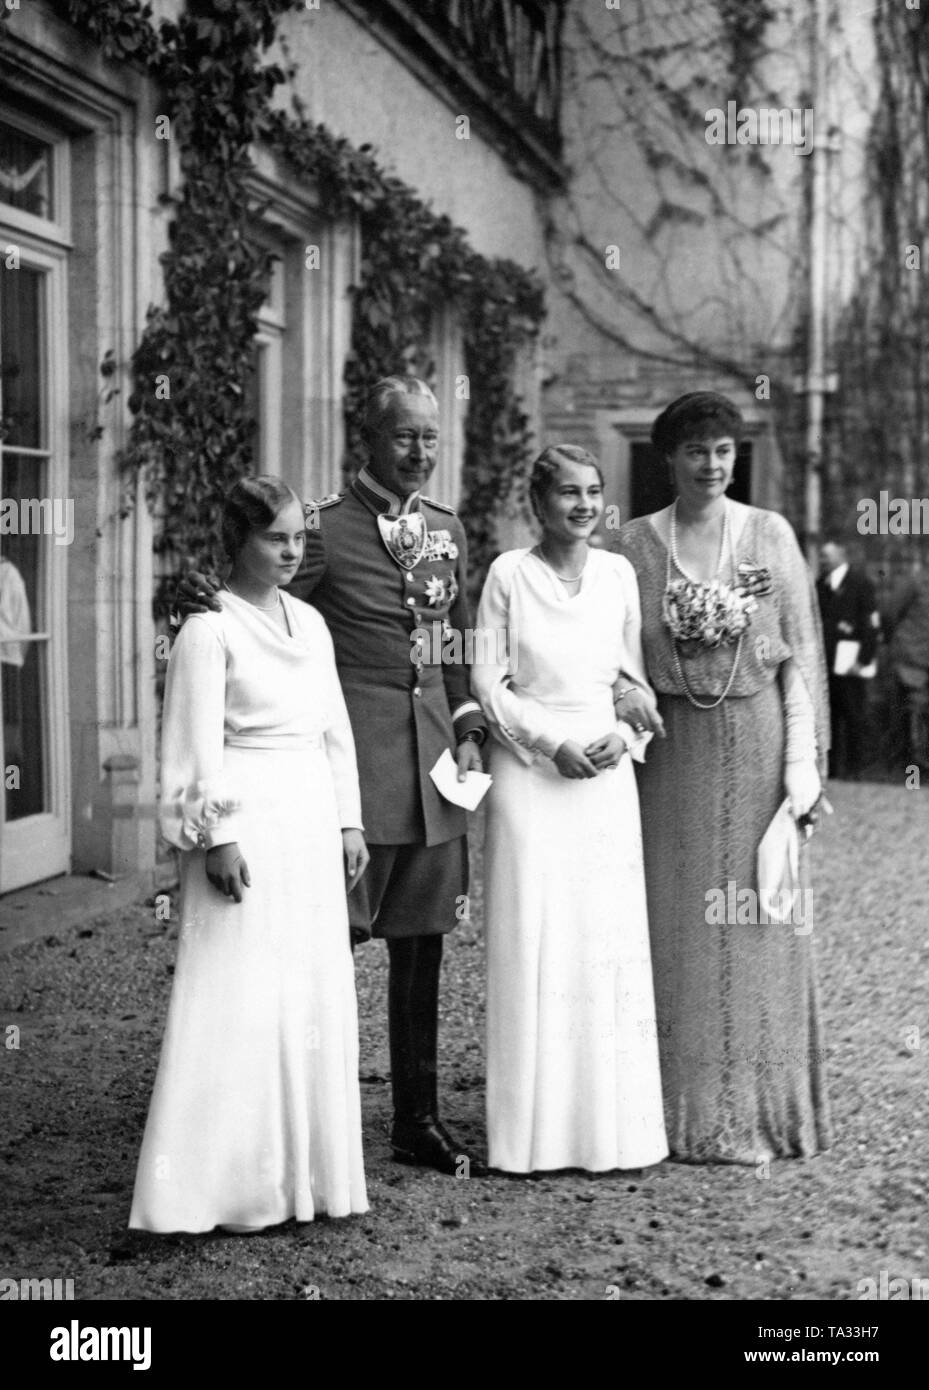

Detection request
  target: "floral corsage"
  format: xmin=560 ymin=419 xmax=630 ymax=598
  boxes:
xmin=663 ymin=577 xmax=757 ymax=649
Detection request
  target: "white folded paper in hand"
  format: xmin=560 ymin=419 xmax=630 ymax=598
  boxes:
xmin=429 ymin=747 xmax=493 ymax=811
xmin=756 ymin=798 xmax=801 ymax=925
xmin=833 ymin=639 xmax=860 ymax=676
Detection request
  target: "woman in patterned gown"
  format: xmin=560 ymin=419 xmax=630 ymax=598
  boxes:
xmin=473 ymin=445 xmax=668 ymax=1174
xmin=130 ymin=476 xmax=369 ymax=1233
xmin=618 ymin=392 xmax=832 ymax=1164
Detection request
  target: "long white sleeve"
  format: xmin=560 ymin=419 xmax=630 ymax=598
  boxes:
xmin=320 ymin=624 xmax=364 ymax=830
xmin=615 ymin=560 xmax=656 ymax=764
xmin=159 ymin=616 xmax=244 ymax=851
xmin=779 ymin=657 xmax=817 ymax=764
xmin=472 ymin=559 xmax=570 ymax=762
xmin=618 ymin=560 xmax=653 ymax=697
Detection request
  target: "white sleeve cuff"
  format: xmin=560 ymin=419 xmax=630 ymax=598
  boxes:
xmin=201 ymin=815 xmax=244 ymax=849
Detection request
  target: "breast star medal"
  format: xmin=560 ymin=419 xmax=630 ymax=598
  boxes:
xmin=377 ymin=513 xmax=427 ymax=571
xmin=424 ymin=573 xmax=459 ymax=607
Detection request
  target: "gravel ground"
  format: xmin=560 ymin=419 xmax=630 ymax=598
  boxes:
xmin=0 ymin=780 xmax=926 ymax=1302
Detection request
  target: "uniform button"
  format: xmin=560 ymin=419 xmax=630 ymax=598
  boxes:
xmin=414 ymin=612 xmax=422 ymax=622
xmin=405 ymin=573 xmax=414 ymax=584
xmin=406 ymin=596 xmax=415 ymax=606
xmin=413 ymin=686 xmax=422 ymax=697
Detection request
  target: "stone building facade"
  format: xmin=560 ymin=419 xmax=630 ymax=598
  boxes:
xmin=0 ymin=0 xmax=561 ymax=892
xmin=1 ymin=0 xmax=897 ymax=892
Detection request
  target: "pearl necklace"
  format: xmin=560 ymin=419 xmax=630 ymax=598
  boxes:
xmin=666 ymin=500 xmax=743 ymax=711
xmin=537 ymin=546 xmax=587 ymax=583
xmin=668 ymin=498 xmax=731 ymax=583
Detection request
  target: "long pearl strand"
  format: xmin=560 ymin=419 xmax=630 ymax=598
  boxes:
xmin=666 ymin=500 xmax=743 ymax=711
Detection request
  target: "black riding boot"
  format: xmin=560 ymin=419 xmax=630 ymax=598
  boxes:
xmin=388 ymin=934 xmax=440 ymax=1128
xmin=387 ymin=935 xmax=485 ymax=1176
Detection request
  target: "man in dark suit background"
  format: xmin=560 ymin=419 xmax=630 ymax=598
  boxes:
xmin=816 ymin=537 xmax=880 ymax=780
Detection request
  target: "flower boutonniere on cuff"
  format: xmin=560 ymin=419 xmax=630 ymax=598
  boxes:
xmin=735 ymin=560 xmax=773 ymax=599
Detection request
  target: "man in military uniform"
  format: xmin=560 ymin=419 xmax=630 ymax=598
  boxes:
xmin=179 ymin=377 xmax=487 ymax=1175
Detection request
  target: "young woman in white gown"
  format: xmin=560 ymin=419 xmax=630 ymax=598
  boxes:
xmin=130 ymin=477 xmax=370 ymax=1233
xmin=472 ymin=446 xmax=668 ymax=1174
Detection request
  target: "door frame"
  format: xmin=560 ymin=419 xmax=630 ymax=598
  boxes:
xmin=1 ymin=235 xmax=71 ymax=892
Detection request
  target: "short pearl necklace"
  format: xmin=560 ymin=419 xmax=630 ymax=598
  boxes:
xmin=538 ymin=546 xmax=587 ymax=583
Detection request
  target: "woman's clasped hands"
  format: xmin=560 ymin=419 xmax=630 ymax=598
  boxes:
xmin=554 ymin=732 xmax=628 ymax=779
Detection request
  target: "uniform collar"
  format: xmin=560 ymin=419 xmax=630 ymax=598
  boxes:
xmin=353 ymin=466 xmax=421 ymax=518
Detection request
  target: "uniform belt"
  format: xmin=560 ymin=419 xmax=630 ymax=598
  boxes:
xmin=224 ymin=732 xmax=323 ymax=750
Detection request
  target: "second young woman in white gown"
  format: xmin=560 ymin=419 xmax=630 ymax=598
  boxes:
xmin=130 ymin=477 xmax=369 ymax=1234
xmin=473 ymin=446 xmax=668 ymax=1174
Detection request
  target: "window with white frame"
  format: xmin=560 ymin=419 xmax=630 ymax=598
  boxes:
xmin=244 ymin=170 xmax=359 ymax=503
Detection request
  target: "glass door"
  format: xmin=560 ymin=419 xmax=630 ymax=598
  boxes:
xmin=0 ymin=244 xmax=70 ymax=892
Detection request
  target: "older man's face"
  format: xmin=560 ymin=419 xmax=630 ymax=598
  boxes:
xmin=365 ymin=396 xmax=439 ymax=498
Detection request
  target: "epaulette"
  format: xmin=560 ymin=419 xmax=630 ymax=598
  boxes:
xmin=306 ymin=493 xmax=343 ymax=513
xmin=420 ymin=495 xmax=457 ymax=515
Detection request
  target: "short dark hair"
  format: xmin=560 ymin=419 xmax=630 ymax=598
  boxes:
xmin=222 ymin=475 xmax=302 ymax=560
xmin=528 ymin=444 xmax=603 ymax=520
xmin=651 ymin=392 xmax=745 ymax=456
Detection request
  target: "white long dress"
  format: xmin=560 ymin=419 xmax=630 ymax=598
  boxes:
xmin=473 ymin=548 xmax=669 ymax=1173
xmin=129 ymin=590 xmax=368 ymax=1232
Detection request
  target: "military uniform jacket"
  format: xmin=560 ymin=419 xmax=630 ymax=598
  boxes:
xmin=288 ymin=468 xmax=486 ymax=846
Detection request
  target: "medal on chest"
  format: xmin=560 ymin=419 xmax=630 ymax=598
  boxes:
xmin=424 ymin=572 xmax=459 ymax=607
xmin=377 ymin=512 xmax=427 ymax=571
xmin=422 ymin=528 xmax=459 ymax=562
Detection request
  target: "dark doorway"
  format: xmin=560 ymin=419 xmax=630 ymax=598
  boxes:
xmin=629 ymin=440 xmax=752 ymax=518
